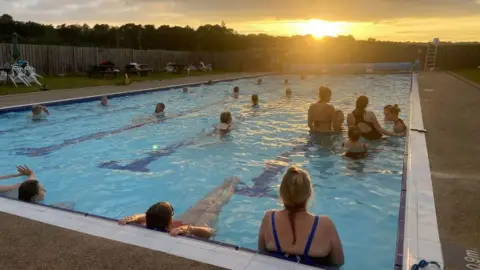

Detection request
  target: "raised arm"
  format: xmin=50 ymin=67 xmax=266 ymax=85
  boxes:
xmin=0 ymin=173 xmax=21 ymax=180
xmin=16 ymin=165 xmax=36 ymax=181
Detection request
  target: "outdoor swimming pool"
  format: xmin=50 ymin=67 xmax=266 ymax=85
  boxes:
xmin=0 ymin=74 xmax=410 ymax=269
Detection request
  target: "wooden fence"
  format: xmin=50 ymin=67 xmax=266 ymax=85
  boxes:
xmin=1 ymin=43 xmax=479 ymax=74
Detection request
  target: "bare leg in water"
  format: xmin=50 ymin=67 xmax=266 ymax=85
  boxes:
xmin=176 ymin=176 xmax=240 ymax=228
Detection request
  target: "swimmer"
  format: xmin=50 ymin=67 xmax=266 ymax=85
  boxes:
xmin=342 ymin=126 xmax=368 ymax=159
xmin=183 ymin=87 xmax=188 ymax=93
xmin=286 ymin=88 xmax=292 ymax=97
xmin=0 ymin=165 xmax=38 ymax=196
xmin=284 ymin=79 xmax=289 ymax=85
xmin=216 ymin=111 xmax=233 ymax=133
xmin=385 ymin=104 xmax=407 ymax=134
xmin=206 ymin=80 xmax=214 ymax=85
xmin=119 ymin=177 xmax=240 ymax=239
xmin=233 ymin=86 xmax=240 ymax=98
xmin=155 ymin=103 xmax=165 ymax=114
xmin=100 ymin=96 xmax=108 ymax=106
xmin=252 ymin=94 xmax=259 ymax=107
xmin=308 ymin=86 xmax=336 ymax=132
xmin=31 ymin=104 xmax=49 ymax=120
xmin=333 ymin=110 xmax=345 ymax=132
xmin=257 ymin=78 xmax=262 ymax=85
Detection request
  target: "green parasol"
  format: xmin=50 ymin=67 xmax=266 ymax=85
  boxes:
xmin=12 ymin=32 xmax=20 ymax=61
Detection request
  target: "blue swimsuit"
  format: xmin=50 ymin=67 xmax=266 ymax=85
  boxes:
xmin=268 ymin=212 xmax=333 ymax=267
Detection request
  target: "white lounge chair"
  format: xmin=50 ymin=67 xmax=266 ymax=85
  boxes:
xmin=24 ymin=65 xmax=42 ymax=86
xmin=10 ymin=65 xmax=31 ymax=87
xmin=164 ymin=62 xmax=176 ymax=73
xmin=199 ymin=62 xmax=212 ymax=72
xmin=0 ymin=71 xmax=8 ymax=85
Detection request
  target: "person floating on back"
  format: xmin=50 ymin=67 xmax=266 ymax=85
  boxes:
xmin=342 ymin=126 xmax=368 ymax=159
xmin=257 ymin=167 xmax=344 ymax=267
xmin=100 ymin=96 xmax=108 ymax=106
xmin=31 ymin=104 xmax=49 ymax=120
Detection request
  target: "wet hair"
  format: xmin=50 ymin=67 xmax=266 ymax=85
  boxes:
xmin=146 ymin=202 xmax=174 ymax=231
xmin=354 ymin=95 xmax=369 ymax=116
xmin=348 ymin=126 xmax=361 ymax=142
xmin=155 ymin=103 xmax=165 ymax=113
xmin=279 ymin=167 xmax=312 ymax=245
xmin=252 ymin=94 xmax=258 ymax=103
xmin=319 ymin=86 xmax=332 ymax=102
xmin=387 ymin=104 xmax=401 ymax=116
xmin=18 ymin=180 xmax=41 ymax=202
xmin=220 ymin=111 xmax=232 ymax=124
xmin=31 ymin=105 xmax=42 ymax=114
xmin=233 ymin=86 xmax=239 ymax=93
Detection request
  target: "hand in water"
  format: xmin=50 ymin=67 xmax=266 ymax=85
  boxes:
xmin=16 ymin=165 xmax=33 ymax=176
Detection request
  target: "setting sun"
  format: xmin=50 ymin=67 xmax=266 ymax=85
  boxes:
xmin=291 ymin=19 xmax=347 ymax=38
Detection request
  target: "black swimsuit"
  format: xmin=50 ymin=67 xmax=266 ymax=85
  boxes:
xmin=353 ymin=111 xmax=382 ymax=140
xmin=343 ymin=143 xmax=368 ymax=159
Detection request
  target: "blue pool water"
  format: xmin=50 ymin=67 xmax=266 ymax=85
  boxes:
xmin=0 ymin=74 xmax=410 ymax=269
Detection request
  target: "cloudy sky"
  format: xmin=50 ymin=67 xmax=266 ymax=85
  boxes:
xmin=1 ymin=0 xmax=479 ymax=41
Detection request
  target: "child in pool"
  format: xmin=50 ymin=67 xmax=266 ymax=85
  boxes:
xmin=216 ymin=111 xmax=233 ymax=134
xmin=342 ymin=126 xmax=368 ymax=159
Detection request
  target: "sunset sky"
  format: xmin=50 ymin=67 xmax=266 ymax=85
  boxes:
xmin=1 ymin=0 xmax=479 ymax=42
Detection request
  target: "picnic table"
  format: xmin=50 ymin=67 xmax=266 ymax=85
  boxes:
xmin=124 ymin=63 xmax=153 ymax=76
xmin=87 ymin=64 xmax=120 ymax=79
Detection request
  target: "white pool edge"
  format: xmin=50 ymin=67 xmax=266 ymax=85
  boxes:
xmin=0 ymin=197 xmax=315 ymax=270
xmin=403 ymin=73 xmax=444 ymax=269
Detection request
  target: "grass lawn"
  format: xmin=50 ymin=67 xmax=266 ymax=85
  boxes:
xmin=453 ymin=69 xmax=480 ymax=84
xmin=0 ymin=71 xmax=225 ymax=95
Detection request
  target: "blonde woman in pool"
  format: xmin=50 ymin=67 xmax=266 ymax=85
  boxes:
xmin=258 ymin=167 xmax=344 ymax=267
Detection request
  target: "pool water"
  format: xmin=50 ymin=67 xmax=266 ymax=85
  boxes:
xmin=0 ymin=74 xmax=410 ymax=269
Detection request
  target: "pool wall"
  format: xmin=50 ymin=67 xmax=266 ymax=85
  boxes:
xmin=401 ymin=73 xmax=444 ymax=269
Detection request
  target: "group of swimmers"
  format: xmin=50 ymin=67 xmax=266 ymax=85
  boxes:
xmin=1 ymin=77 xmax=409 ymax=267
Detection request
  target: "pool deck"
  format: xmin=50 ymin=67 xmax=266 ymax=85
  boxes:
xmin=0 ymin=72 xmax=265 ymax=107
xmin=417 ymin=72 xmax=480 ymax=268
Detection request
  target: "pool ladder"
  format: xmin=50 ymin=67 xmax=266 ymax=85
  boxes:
xmin=424 ymin=38 xmax=439 ymax=71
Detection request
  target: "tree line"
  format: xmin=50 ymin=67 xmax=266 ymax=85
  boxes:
xmin=1 ymin=13 xmax=418 ymax=52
